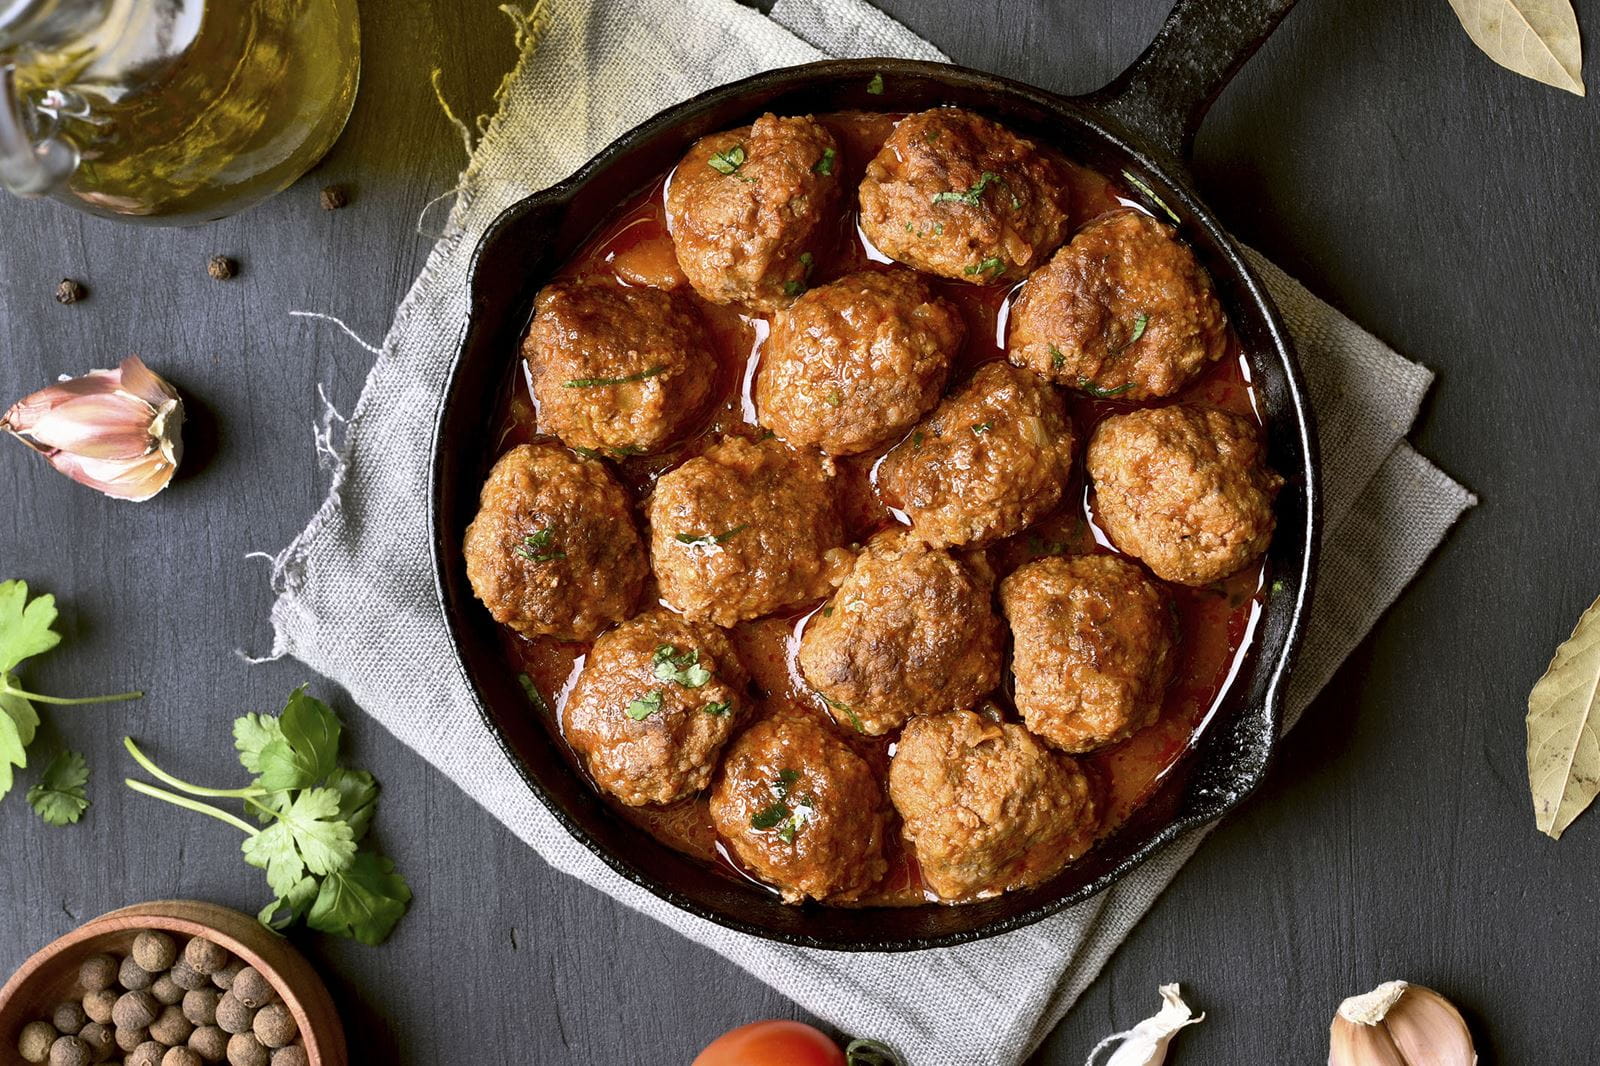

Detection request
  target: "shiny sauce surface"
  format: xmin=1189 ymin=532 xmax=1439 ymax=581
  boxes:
xmin=490 ymin=111 xmax=1267 ymax=906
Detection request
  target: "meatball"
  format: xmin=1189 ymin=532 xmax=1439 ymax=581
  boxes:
xmin=665 ymin=113 xmax=842 ymax=310
xmin=858 ymin=108 xmax=1073 ymax=284
xmin=522 ymin=275 xmax=714 ymax=454
xmin=1007 ymin=210 xmax=1228 ymax=399
xmin=463 ymin=443 xmax=648 ymax=640
xmin=563 ymin=610 xmax=750 ymax=806
xmin=877 ymin=362 xmax=1076 ymax=546
xmin=756 ymin=269 xmax=964 ymax=455
xmin=647 ymin=435 xmax=851 ymax=625
xmin=710 ymin=713 xmax=889 ymax=902
xmin=799 ymin=530 xmax=1002 ymax=735
xmin=1086 ymin=405 xmax=1281 ymax=585
xmin=1000 ymin=555 xmax=1176 ymax=752
xmin=889 ymin=709 xmax=1096 ymax=900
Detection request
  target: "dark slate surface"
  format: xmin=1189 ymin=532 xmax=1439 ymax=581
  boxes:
xmin=1 ymin=0 xmax=1595 ymax=1061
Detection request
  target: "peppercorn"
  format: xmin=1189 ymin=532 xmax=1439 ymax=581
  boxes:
xmin=229 ymin=968 xmax=274 ymax=1010
xmin=170 ymin=959 xmax=210 ymax=991
xmin=51 ymin=1001 xmax=87 ymax=1034
xmin=81 ymin=988 xmax=117 ymax=1025
xmin=183 ymin=937 xmax=229 ymax=976
xmin=118 ymin=955 xmax=155 ymax=991
xmin=268 ymin=1045 xmax=307 ymax=1066
xmin=77 ymin=954 xmax=118 ymax=992
xmin=126 ymin=1042 xmax=165 ymax=1066
xmin=319 ymin=184 xmax=348 ymax=210
xmin=153 ymin=1003 xmax=196 ymax=1046
xmin=131 ymin=931 xmax=178 ymax=972
xmin=206 ymin=256 xmax=236 ymax=281
xmin=112 ymin=990 xmax=159 ymax=1030
xmin=214 ymin=991 xmax=254 ymax=1035
xmin=225 ymin=1033 xmax=269 ymax=1066
xmin=249 ymin=1004 xmax=295 ymax=1050
xmin=152 ymin=974 xmax=186 ymax=1006
xmin=189 ymin=1025 xmax=229 ymax=1063
xmin=114 ymin=1026 xmax=148 ymax=1053
xmin=163 ymin=1047 xmax=203 ymax=1066
xmin=54 ymin=278 xmax=85 ymax=305
xmin=182 ymin=987 xmax=220 ymax=1027
xmin=17 ymin=1020 xmax=56 ymax=1062
xmin=76 ymin=1022 xmax=113 ymax=1062
xmin=47 ymin=1035 xmax=90 ymax=1066
xmin=209 ymin=959 xmax=243 ymax=991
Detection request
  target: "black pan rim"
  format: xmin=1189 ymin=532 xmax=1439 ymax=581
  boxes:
xmin=429 ymin=56 xmax=1321 ymax=952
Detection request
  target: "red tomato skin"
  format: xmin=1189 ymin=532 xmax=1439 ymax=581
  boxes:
xmin=691 ymin=1020 xmax=847 ymax=1066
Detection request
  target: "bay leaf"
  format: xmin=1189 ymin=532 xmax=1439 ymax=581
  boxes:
xmin=1446 ymin=0 xmax=1585 ymax=96
xmin=1527 ymin=593 xmax=1600 ymax=839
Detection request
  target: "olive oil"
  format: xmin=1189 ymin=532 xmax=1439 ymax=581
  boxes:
xmin=3 ymin=0 xmax=360 ymax=223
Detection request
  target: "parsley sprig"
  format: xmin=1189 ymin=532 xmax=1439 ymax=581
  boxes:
xmin=653 ymin=644 xmax=712 ymax=688
xmin=123 ymin=686 xmax=411 ymax=945
xmin=0 ymin=580 xmax=142 ymax=822
xmin=27 ymin=750 xmax=89 ymax=826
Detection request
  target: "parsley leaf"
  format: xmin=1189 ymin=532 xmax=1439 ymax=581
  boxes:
xmin=703 ymin=701 xmax=734 ymax=717
xmin=625 ymin=690 xmax=664 ymax=721
xmin=517 ymin=673 xmax=550 ymax=714
xmin=817 ymin=691 xmax=864 ymax=732
xmin=675 ymin=524 xmax=749 ymax=548
xmin=971 ymin=422 xmax=993 ymax=435
xmin=813 ymin=147 xmax=836 ymax=176
xmin=750 ymin=801 xmax=790 ymax=830
xmin=305 ymin=851 xmax=412 ymax=946
xmin=233 ymin=713 xmax=284 ymax=775
xmin=708 ymin=144 xmax=748 ymax=175
xmin=253 ymin=686 xmax=341 ymax=792
xmin=962 ymin=257 xmax=1006 ymax=278
xmin=1128 ymin=312 xmax=1150 ymax=345
xmin=653 ymin=645 xmax=713 ymax=688
xmin=0 ymin=580 xmax=62 ymax=671
xmin=242 ymin=786 xmax=357 ymax=896
xmin=1049 ymin=344 xmax=1068 ymax=370
xmin=866 ymin=73 xmax=885 ymax=95
xmin=932 ymin=171 xmax=1006 ymax=207
xmin=562 ymin=365 xmax=665 ymax=388
xmin=27 ymin=749 xmax=89 ymax=826
xmin=1076 ymin=378 xmax=1135 ymax=399
xmin=326 ymin=768 xmax=378 ymax=843
xmin=514 ymin=528 xmax=565 ymax=563
xmin=258 ymin=875 xmax=319 ymax=932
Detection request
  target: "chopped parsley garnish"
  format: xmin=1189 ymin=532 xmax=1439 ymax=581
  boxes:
xmin=777 ymin=797 xmax=816 ymax=844
xmin=800 ymin=251 xmax=814 ymax=273
xmin=824 ymin=388 xmax=844 ymax=408
xmin=1049 ymin=344 xmax=1067 ymax=370
xmin=653 ymin=644 xmax=712 ymax=688
xmin=709 ymin=144 xmax=747 ymax=175
xmin=751 ymin=801 xmax=789 ymax=830
xmin=1026 ymin=534 xmax=1067 ymax=557
xmin=516 ymin=673 xmax=550 ymax=714
xmin=513 ymin=528 xmax=565 ymax=563
xmin=962 ymin=257 xmax=1006 ymax=277
xmin=783 ymin=252 xmax=817 ymax=298
xmin=866 ymin=73 xmax=885 ymax=95
xmin=703 ymin=701 xmax=734 ymax=717
xmin=750 ymin=769 xmax=815 ymax=842
xmin=817 ymin=691 xmax=863 ymax=732
xmin=813 ymin=147 xmax=836 ymax=176
xmin=932 ymin=171 xmax=1017 ymax=209
xmin=562 ymin=365 xmax=665 ymax=388
xmin=910 ymin=429 xmax=926 ymax=451
xmin=1076 ymin=378 xmax=1135 ymax=399
xmin=925 ymin=128 xmax=941 ymax=143
xmin=775 ymin=769 xmax=799 ymax=795
xmin=624 ymin=690 xmax=663 ymax=721
xmin=1270 ymin=577 xmax=1288 ymax=595
xmin=971 ymin=421 xmax=993 ymax=435
xmin=574 ymin=444 xmax=646 ymax=461
xmin=675 ymin=524 xmax=749 ymax=547
xmin=783 ymin=280 xmax=806 ymax=298
xmin=1127 ymin=312 xmax=1150 ymax=345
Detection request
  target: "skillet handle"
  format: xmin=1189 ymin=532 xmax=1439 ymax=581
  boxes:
xmin=1088 ymin=0 xmax=1297 ymax=159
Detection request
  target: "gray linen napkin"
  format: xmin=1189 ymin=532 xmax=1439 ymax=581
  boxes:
xmin=262 ymin=1 xmax=1476 ymax=1062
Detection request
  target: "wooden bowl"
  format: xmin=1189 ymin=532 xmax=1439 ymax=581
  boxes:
xmin=0 ymin=900 xmax=346 ymax=1064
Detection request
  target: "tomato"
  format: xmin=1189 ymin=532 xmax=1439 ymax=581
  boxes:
xmin=692 ymin=1020 xmax=847 ymax=1066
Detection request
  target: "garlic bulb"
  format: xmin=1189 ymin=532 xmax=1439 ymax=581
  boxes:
xmin=1329 ymin=981 xmax=1477 ymax=1066
xmin=2 ymin=356 xmax=184 ymax=501
xmin=1085 ymin=984 xmax=1203 ymax=1066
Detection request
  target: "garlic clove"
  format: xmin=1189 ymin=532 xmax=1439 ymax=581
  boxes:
xmin=1330 ymin=1009 xmax=1409 ymax=1066
xmin=1086 ymin=984 xmax=1203 ymax=1066
xmin=1329 ymin=982 xmax=1476 ymax=1066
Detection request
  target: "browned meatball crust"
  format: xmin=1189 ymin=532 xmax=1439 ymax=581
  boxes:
xmin=889 ymin=710 xmax=1096 ymax=900
xmin=523 ymin=276 xmax=715 ymax=454
xmin=665 ymin=113 xmax=842 ymax=311
xmin=1007 ymin=210 xmax=1228 ymax=399
xmin=710 ymin=713 xmax=890 ymax=902
xmin=1086 ymin=405 xmax=1282 ymax=585
xmin=756 ymin=269 xmax=964 ymax=455
xmin=858 ymin=108 xmax=1073 ymax=284
xmin=463 ymin=443 xmax=647 ymax=641
xmin=877 ymin=362 xmax=1076 ymax=546
xmin=563 ymin=610 xmax=750 ymax=806
xmin=647 ymin=435 xmax=851 ymax=625
xmin=799 ymin=530 xmax=1002 ymax=735
xmin=1000 ymin=555 xmax=1176 ymax=753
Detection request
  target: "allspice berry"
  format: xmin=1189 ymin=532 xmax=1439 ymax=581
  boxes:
xmin=112 ymin=990 xmax=159 ymax=1030
xmin=206 ymin=256 xmax=236 ymax=281
xmin=54 ymin=278 xmax=85 ymax=305
xmin=118 ymin=955 xmax=155 ymax=991
xmin=47 ymin=1035 xmax=90 ymax=1066
xmin=132 ymin=931 xmax=178 ymax=972
xmin=250 ymin=1004 xmax=295 ymax=1050
xmin=163 ymin=1048 xmax=203 ymax=1066
xmin=81 ymin=987 xmax=117 ymax=1025
xmin=126 ymin=1043 xmax=165 ymax=1066
xmin=77 ymin=954 xmax=118 ymax=992
xmin=17 ymin=1020 xmax=57 ymax=1063
xmin=214 ymin=991 xmax=254 ymax=1035
xmin=319 ymin=184 xmax=348 ymax=210
xmin=225 ymin=1033 xmax=269 ymax=1066
xmin=269 ymin=1046 xmax=307 ymax=1066
xmin=76 ymin=1022 xmax=113 ymax=1061
xmin=230 ymin=968 xmax=274 ymax=1010
xmin=51 ymin=1001 xmax=87 ymax=1034
xmin=152 ymin=974 xmax=187 ymax=1006
xmin=150 ymin=1004 xmax=195 ymax=1046
xmin=115 ymin=1027 xmax=149 ymax=1053
xmin=184 ymin=937 xmax=229 ymax=976
xmin=210 ymin=960 xmax=244 ymax=991
xmin=189 ymin=1025 xmax=229 ymax=1063
xmin=183 ymin=987 xmax=220 ymax=1027
xmin=170 ymin=959 xmax=210 ymax=991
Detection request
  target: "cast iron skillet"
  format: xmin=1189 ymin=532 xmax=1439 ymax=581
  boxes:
xmin=431 ymin=0 xmax=1318 ymax=951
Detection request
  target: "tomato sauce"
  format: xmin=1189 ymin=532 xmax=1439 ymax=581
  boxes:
xmin=489 ymin=112 xmax=1267 ymax=905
